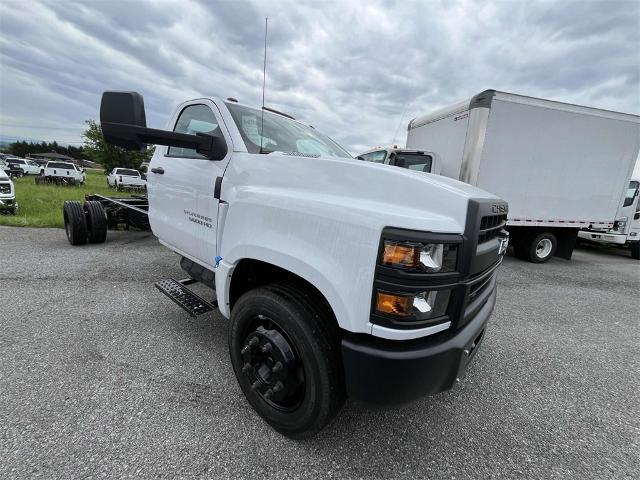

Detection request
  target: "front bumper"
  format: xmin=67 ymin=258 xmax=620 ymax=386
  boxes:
xmin=342 ymin=284 xmax=496 ymax=406
xmin=577 ymin=231 xmax=627 ymax=245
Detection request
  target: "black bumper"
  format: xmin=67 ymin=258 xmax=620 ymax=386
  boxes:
xmin=342 ymin=286 xmax=496 ymax=406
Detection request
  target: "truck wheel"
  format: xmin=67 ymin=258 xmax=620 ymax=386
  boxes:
xmin=229 ymin=283 xmax=345 ymax=439
xmin=524 ymin=232 xmax=557 ymax=263
xmin=63 ymin=201 xmax=87 ymax=245
xmin=84 ymin=201 xmax=108 ymax=243
xmin=630 ymin=242 xmax=640 ymax=260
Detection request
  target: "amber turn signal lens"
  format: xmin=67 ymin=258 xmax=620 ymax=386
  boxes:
xmin=382 ymin=242 xmax=420 ymax=268
xmin=376 ymin=292 xmax=413 ymax=317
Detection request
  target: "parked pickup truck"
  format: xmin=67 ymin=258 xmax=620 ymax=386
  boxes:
xmin=107 ymin=168 xmax=146 ymax=189
xmin=98 ymin=91 xmax=509 ymax=438
xmin=37 ymin=161 xmax=86 ymax=185
xmin=5 ymin=157 xmax=41 ymax=175
xmin=0 ymin=169 xmax=17 ymax=214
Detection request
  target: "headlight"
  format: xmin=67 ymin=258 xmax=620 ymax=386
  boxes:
xmin=382 ymin=241 xmax=457 ymax=273
xmin=614 ymin=217 xmax=628 ymax=232
xmin=376 ymin=289 xmax=451 ymax=320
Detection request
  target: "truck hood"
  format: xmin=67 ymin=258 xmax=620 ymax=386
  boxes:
xmin=224 ymin=152 xmax=502 ymax=234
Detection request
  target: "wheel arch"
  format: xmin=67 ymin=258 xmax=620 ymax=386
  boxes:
xmin=217 ymin=254 xmax=348 ymax=333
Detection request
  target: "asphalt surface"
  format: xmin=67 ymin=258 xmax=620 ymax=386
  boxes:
xmin=1 ymin=226 xmax=638 ymax=479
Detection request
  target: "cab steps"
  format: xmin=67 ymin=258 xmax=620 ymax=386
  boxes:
xmin=154 ymin=278 xmax=217 ymax=318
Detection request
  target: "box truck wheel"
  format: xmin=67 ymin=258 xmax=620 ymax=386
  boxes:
xmin=524 ymin=232 xmax=556 ymax=263
xmin=229 ymin=283 xmax=345 ymax=439
xmin=630 ymin=242 xmax=640 ymax=260
xmin=63 ymin=201 xmax=88 ymax=246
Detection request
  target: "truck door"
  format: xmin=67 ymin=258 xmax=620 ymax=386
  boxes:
xmin=148 ymin=101 xmax=232 ymax=269
xmin=626 ymin=181 xmax=640 ymax=239
xmin=619 ymin=180 xmax=639 ymax=236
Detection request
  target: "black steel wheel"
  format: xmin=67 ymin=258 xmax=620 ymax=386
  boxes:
xmin=63 ymin=201 xmax=87 ymax=245
xmin=84 ymin=200 xmax=108 ymax=244
xmin=229 ymin=283 xmax=345 ymax=439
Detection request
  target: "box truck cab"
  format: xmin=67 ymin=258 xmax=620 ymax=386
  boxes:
xmin=578 ymin=177 xmax=640 ymax=259
xmin=356 ymin=147 xmax=440 ymax=174
xmin=98 ymin=91 xmax=509 ymax=438
xmin=406 ymin=90 xmax=640 ymax=263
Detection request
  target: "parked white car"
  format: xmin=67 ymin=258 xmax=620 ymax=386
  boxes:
xmin=0 ymin=169 xmax=17 ymax=214
xmin=5 ymin=157 xmax=41 ymax=175
xmin=107 ymin=168 xmax=146 ymax=189
xmin=38 ymin=161 xmax=86 ymax=185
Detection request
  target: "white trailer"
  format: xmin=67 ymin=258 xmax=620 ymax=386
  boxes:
xmin=406 ymin=90 xmax=640 ymax=263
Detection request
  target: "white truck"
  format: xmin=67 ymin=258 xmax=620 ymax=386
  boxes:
xmin=357 ymin=147 xmax=440 ymax=174
xmin=577 ymin=176 xmax=640 ymax=259
xmin=107 ymin=167 xmax=146 ymax=190
xmin=37 ymin=161 xmax=86 ymax=185
xmin=70 ymin=91 xmax=509 ymax=438
xmin=0 ymin=169 xmax=17 ymax=214
xmin=5 ymin=157 xmax=41 ymax=175
xmin=406 ymin=90 xmax=640 ymax=263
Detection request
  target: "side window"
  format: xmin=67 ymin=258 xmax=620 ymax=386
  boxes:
xmin=623 ymin=181 xmax=639 ymax=208
xmin=168 ymin=104 xmax=220 ymax=158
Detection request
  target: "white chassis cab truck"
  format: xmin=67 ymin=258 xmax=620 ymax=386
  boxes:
xmin=95 ymin=91 xmax=508 ymax=438
xmin=406 ymin=90 xmax=640 ymax=263
xmin=578 ymin=176 xmax=640 ymax=259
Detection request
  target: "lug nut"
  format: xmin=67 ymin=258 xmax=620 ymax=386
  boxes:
xmin=271 ymin=361 xmax=283 ymax=373
xmin=240 ymin=346 xmax=251 ymax=355
xmin=261 ymin=343 xmax=272 ymax=353
xmin=264 ymin=388 xmax=274 ymax=399
xmin=251 ymin=380 xmax=261 ymax=391
xmin=463 ymin=349 xmax=470 ymax=356
xmin=242 ymin=362 xmax=251 ymax=373
xmin=272 ymin=381 xmax=284 ymax=393
xmin=249 ymin=337 xmax=259 ymax=347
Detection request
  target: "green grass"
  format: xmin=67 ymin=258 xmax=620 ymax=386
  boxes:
xmin=0 ymin=170 xmax=134 ymax=228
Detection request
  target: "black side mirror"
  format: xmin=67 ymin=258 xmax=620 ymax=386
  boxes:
xmin=634 ymin=212 xmax=640 ymax=220
xmin=100 ymin=91 xmax=227 ymax=161
xmin=356 ymin=156 xmax=365 ymax=160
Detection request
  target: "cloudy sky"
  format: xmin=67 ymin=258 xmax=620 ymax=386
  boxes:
xmin=0 ymin=0 xmax=638 ymax=153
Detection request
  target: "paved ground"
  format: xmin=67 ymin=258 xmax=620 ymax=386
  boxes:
xmin=1 ymin=226 xmax=638 ymax=479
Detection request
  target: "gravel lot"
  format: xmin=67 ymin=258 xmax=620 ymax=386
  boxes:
xmin=1 ymin=226 xmax=638 ymax=479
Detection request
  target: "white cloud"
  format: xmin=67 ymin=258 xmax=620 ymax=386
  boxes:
xmin=0 ymin=0 xmax=638 ymax=152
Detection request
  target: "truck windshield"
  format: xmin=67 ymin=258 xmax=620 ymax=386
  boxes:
xmin=225 ymin=103 xmax=352 ymax=159
xmin=393 ymin=152 xmax=433 ymax=173
xmin=623 ymin=181 xmax=639 ymax=207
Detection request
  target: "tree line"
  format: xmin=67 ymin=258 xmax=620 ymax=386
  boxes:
xmin=3 ymin=120 xmax=154 ymax=172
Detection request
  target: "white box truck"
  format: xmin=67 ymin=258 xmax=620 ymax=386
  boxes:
xmin=67 ymin=91 xmax=509 ymax=438
xmin=405 ymin=90 xmax=640 ymax=263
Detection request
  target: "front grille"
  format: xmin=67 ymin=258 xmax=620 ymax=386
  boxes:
xmin=478 ymin=214 xmax=507 ymax=243
xmin=467 ymin=272 xmax=494 ymax=306
xmin=0 ymin=183 xmax=11 ymax=194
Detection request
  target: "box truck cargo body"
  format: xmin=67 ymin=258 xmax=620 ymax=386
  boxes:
xmin=407 ymin=90 xmax=640 ymax=263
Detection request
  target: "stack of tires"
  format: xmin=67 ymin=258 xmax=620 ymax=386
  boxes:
xmin=63 ymin=200 xmax=108 ymax=245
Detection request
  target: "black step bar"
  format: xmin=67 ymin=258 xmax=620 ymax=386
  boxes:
xmin=154 ymin=278 xmax=217 ymax=318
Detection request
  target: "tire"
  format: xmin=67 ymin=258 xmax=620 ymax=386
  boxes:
xmin=630 ymin=241 xmax=640 ymax=260
xmin=524 ymin=232 xmax=557 ymax=263
xmin=63 ymin=201 xmax=87 ymax=245
xmin=229 ymin=283 xmax=345 ymax=439
xmin=84 ymin=201 xmax=107 ymax=244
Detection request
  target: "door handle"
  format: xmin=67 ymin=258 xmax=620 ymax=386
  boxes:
xmin=151 ymin=167 xmax=164 ymax=174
